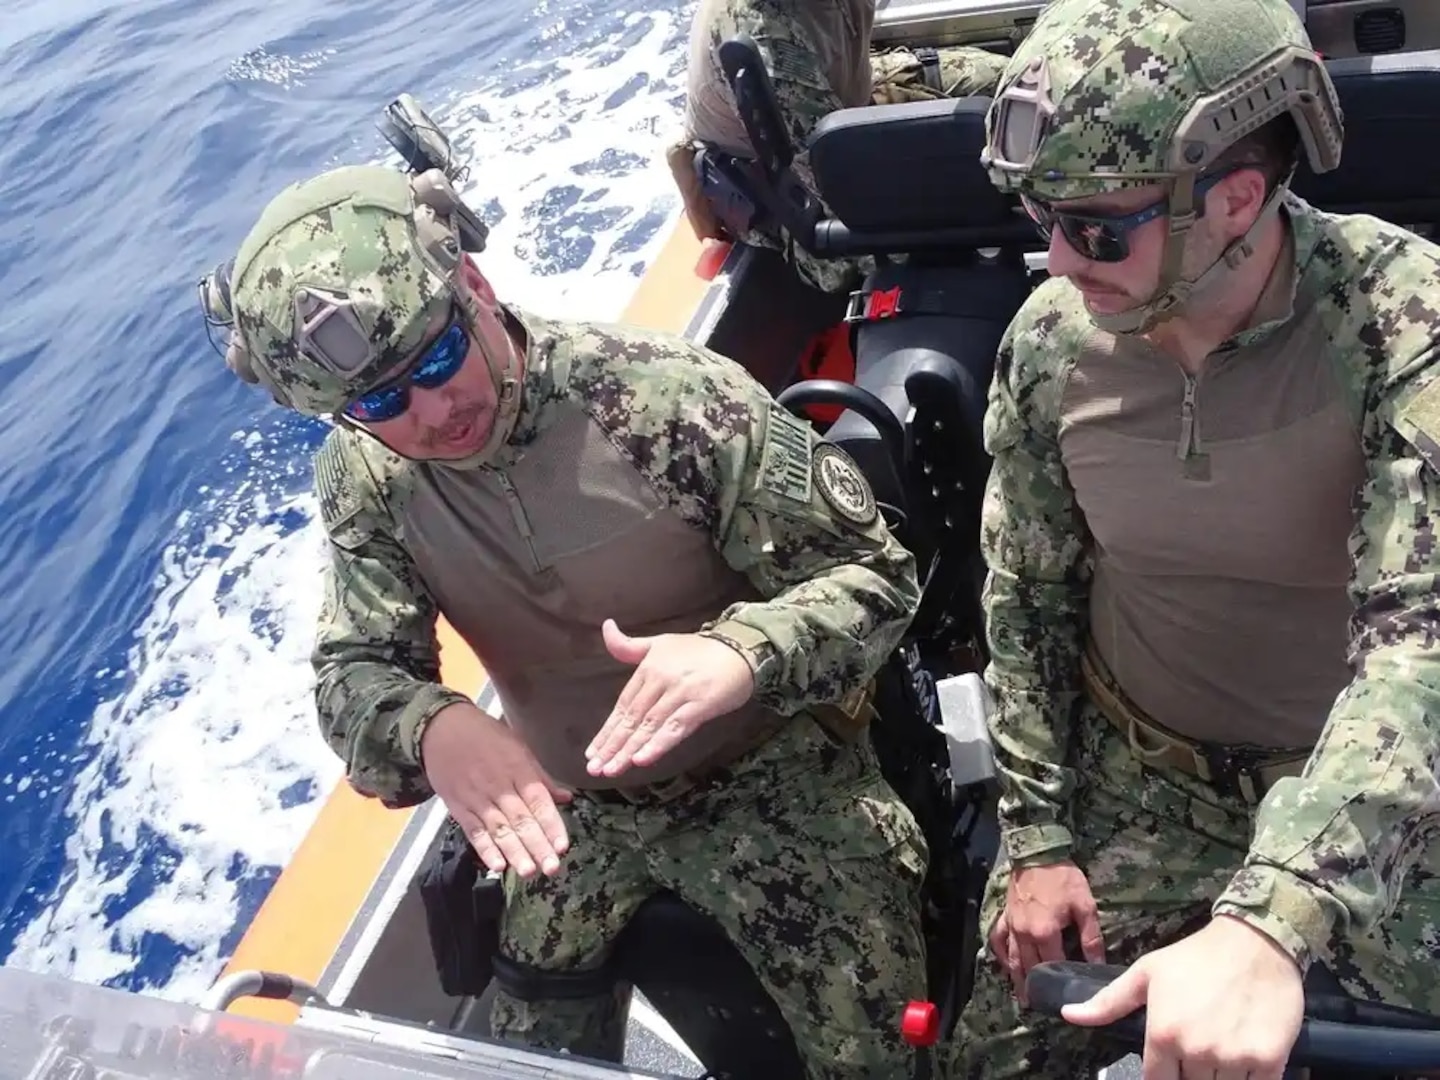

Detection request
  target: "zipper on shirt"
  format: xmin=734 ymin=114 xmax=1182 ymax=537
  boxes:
xmin=1177 ymin=374 xmax=1211 ymax=481
xmin=495 ymin=471 xmax=544 ymax=573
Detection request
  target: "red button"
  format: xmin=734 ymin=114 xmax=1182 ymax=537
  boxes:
xmin=901 ymin=1000 xmax=940 ymax=1046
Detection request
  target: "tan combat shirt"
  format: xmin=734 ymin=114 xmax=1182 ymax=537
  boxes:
xmin=310 ymin=307 xmax=919 ymax=806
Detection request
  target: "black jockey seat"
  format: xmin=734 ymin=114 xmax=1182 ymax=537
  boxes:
xmin=705 ymin=40 xmax=1017 ymax=763
xmin=775 ymin=96 xmax=1033 ymax=628
xmin=702 ymin=38 xmax=1033 ymax=631
xmin=804 ymin=97 xmax=1035 ymax=255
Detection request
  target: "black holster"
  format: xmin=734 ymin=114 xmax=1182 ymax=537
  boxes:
xmin=418 ymin=817 xmax=506 ymax=997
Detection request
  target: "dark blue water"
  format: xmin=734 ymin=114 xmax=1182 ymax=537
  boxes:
xmin=0 ymin=0 xmax=690 ymax=999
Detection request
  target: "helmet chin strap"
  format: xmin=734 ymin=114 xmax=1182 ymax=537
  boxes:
xmin=1088 ymin=175 xmax=1291 ymax=337
xmin=434 ymin=293 xmax=523 ymax=472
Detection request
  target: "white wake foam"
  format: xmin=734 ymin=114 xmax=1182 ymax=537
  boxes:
xmin=4 ymin=426 xmax=340 ymax=1000
xmin=415 ymin=7 xmax=688 ymax=321
xmin=6 ymin=2 xmax=691 ymax=1004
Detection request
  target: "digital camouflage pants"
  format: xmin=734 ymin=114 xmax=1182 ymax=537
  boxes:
xmin=490 ymin=712 xmax=931 ymax=1080
xmin=950 ymin=702 xmax=1440 ymax=1080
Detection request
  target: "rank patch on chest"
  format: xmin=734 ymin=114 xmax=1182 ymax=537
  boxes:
xmin=760 ymin=404 xmax=814 ymax=504
xmin=814 ymin=444 xmax=878 ymax=526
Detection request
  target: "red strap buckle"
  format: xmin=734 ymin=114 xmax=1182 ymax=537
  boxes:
xmin=844 ymin=286 xmax=903 ymax=323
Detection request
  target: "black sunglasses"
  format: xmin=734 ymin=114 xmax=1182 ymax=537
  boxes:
xmin=1020 ymin=168 xmax=1240 ymax=263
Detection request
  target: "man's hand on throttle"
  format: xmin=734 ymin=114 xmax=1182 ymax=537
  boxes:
xmin=1062 ymin=915 xmax=1305 ymax=1080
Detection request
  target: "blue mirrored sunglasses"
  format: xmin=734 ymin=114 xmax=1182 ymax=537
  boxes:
xmin=343 ymin=316 xmax=470 ymax=423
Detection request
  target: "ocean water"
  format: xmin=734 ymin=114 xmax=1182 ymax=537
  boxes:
xmin=0 ymin=0 xmax=693 ymax=1004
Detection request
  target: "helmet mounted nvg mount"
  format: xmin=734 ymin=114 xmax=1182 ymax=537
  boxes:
xmin=200 ymin=91 xmax=487 ymax=336
xmin=376 ymin=93 xmax=490 ymax=256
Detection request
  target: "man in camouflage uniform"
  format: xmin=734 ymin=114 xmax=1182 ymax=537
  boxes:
xmin=203 ymin=161 xmax=930 ymax=1078
xmin=951 ymin=1 xmax=1440 ymax=1078
xmin=667 ymin=0 xmax=1008 ymax=294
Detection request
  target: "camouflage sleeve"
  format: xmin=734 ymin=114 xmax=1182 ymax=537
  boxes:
xmin=980 ymin=295 xmax=1093 ymax=867
xmin=576 ymin=324 xmax=919 ymax=711
xmin=1213 ymin=329 xmax=1440 ymax=971
xmin=311 ymin=432 xmax=473 ymax=810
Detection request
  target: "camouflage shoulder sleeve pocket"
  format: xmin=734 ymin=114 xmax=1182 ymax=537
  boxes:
xmin=982 ymin=381 xmax=1022 ymax=456
xmin=982 ymin=279 xmax=1087 ymax=459
xmin=982 ymin=344 xmax=1029 ymax=457
xmin=1391 ymin=367 xmax=1440 ymax=479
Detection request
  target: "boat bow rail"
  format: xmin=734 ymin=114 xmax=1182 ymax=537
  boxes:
xmin=202 ymin=969 xmax=329 ymax=1012
xmin=0 ymin=963 xmax=674 ymax=1080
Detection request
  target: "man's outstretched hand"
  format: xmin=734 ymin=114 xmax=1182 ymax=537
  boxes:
xmin=421 ymin=702 xmax=573 ymax=879
xmin=585 ymin=619 xmax=755 ymax=778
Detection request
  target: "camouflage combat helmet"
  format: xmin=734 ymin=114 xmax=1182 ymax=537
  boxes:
xmin=981 ymin=0 xmax=1344 ymax=334
xmin=199 ymin=163 xmax=512 ymax=425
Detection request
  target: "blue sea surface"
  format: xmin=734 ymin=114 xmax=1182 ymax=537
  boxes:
xmin=0 ymin=0 xmax=690 ymax=1000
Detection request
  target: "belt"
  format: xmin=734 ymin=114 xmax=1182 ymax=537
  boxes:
xmin=580 ymin=681 xmax=877 ymax=808
xmin=1079 ymin=637 xmax=1310 ymax=805
xmin=581 ymin=773 xmax=707 ymax=807
xmin=578 ymin=718 xmax=786 ymax=808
